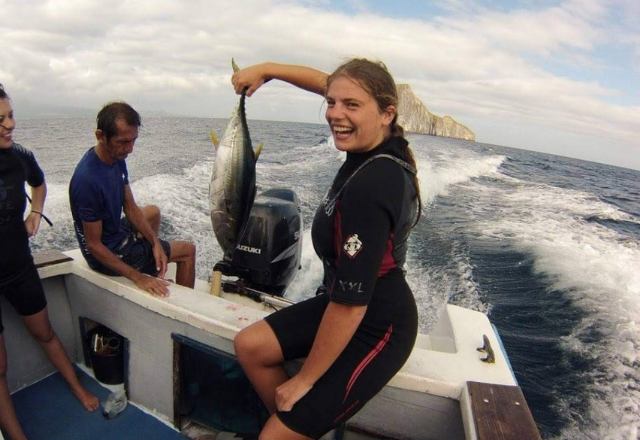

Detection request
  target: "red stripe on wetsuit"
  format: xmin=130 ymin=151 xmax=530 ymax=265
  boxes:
xmin=343 ymin=324 xmax=394 ymax=403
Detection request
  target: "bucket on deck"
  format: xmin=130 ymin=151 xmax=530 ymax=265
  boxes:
xmin=87 ymin=325 xmax=124 ymax=385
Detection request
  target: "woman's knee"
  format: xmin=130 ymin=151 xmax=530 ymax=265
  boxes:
xmin=29 ymin=325 xmax=55 ymax=344
xmin=23 ymin=309 xmax=56 ymax=344
xmin=234 ymin=322 xmax=281 ymax=366
xmin=234 ymin=327 xmax=258 ymax=363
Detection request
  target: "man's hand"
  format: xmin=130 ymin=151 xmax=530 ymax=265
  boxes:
xmin=133 ymin=272 xmax=171 ymax=297
xmin=275 ymin=374 xmax=313 ymax=412
xmin=152 ymin=242 xmax=168 ymax=279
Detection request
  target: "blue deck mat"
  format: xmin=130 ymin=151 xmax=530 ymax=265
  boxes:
xmin=10 ymin=367 xmax=188 ymax=440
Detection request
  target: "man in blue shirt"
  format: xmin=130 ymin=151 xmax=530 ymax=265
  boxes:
xmin=69 ymin=102 xmax=196 ymax=297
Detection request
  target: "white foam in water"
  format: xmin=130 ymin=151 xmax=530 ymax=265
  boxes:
xmin=408 ymin=137 xmax=501 ymax=319
xmin=407 ymin=134 xmax=640 ymax=438
xmin=285 ymin=229 xmax=325 ymax=302
xmin=28 ymin=182 xmax=77 ymax=252
xmin=465 ymin=168 xmax=640 ymax=439
xmin=415 ymin=146 xmax=505 ymax=205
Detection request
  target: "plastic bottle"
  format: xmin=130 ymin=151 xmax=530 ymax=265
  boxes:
xmin=102 ymin=389 xmax=128 ymax=419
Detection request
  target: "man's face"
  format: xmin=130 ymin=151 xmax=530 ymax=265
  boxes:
xmin=98 ymin=118 xmax=139 ymax=162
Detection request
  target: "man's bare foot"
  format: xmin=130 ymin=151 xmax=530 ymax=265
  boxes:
xmin=73 ymin=386 xmax=100 ymax=411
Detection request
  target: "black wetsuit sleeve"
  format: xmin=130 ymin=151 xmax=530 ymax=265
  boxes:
xmin=329 ymin=160 xmax=405 ymax=305
xmin=15 ymin=144 xmax=45 ymax=188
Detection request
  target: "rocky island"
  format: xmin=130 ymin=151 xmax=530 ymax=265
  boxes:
xmin=397 ymin=84 xmax=475 ymax=141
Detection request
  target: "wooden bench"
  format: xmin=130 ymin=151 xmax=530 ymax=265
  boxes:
xmin=34 ymin=249 xmax=73 ymax=269
xmin=468 ymin=381 xmax=542 ymax=440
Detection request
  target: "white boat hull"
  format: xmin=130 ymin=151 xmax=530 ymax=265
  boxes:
xmin=2 ymin=250 xmax=535 ymax=440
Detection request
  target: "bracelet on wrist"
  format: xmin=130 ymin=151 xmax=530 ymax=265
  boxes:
xmin=30 ymin=211 xmax=54 ymax=227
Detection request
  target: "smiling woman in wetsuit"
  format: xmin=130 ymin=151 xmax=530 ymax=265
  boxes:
xmin=231 ymin=59 xmax=422 ymax=440
xmin=0 ymin=84 xmax=100 ymax=440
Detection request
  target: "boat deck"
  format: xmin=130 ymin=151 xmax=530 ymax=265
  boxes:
xmin=9 ymin=367 xmax=188 ymax=440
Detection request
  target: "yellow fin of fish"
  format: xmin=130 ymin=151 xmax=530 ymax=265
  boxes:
xmin=232 ymin=58 xmax=240 ymax=73
xmin=254 ymin=142 xmax=263 ymax=160
xmin=210 ymin=131 xmax=220 ymax=149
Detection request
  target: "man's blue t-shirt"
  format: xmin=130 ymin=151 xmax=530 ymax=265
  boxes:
xmin=69 ymin=147 xmax=129 ymax=268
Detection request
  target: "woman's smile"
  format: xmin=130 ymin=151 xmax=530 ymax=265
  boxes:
xmin=325 ymin=76 xmax=394 ymax=153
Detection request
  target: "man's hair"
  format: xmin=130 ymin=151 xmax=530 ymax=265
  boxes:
xmin=0 ymin=84 xmax=8 ymax=100
xmin=96 ymin=102 xmax=141 ymax=140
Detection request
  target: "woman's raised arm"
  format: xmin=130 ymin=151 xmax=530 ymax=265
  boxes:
xmin=232 ymin=62 xmax=328 ymax=97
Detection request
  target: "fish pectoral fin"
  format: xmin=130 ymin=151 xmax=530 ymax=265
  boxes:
xmin=232 ymin=58 xmax=240 ymax=73
xmin=210 ymin=131 xmax=220 ymax=149
xmin=254 ymin=142 xmax=264 ymax=160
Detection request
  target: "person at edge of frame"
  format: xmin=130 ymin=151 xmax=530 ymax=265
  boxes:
xmin=0 ymin=83 xmax=100 ymax=440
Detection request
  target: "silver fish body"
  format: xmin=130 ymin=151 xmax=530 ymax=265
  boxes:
xmin=209 ymin=90 xmax=260 ymax=260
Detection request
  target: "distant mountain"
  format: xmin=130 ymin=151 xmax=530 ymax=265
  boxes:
xmin=397 ymin=84 xmax=475 ymax=141
xmin=17 ymin=101 xmax=96 ymax=119
xmin=16 ymin=101 xmax=171 ymax=119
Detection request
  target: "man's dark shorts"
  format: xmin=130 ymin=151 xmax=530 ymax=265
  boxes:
xmin=92 ymin=218 xmax=171 ymax=277
xmin=0 ymin=263 xmax=48 ymax=333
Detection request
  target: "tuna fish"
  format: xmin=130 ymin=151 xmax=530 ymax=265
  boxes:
xmin=209 ymin=59 xmax=263 ymax=260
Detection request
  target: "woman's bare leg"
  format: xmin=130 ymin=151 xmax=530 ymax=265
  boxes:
xmin=234 ymin=320 xmax=289 ymax=414
xmin=260 ymin=414 xmax=312 ymax=440
xmin=0 ymin=334 xmax=28 ymax=440
xmin=23 ymin=309 xmax=99 ymax=411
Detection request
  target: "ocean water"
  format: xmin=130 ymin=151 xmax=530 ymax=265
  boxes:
xmin=15 ymin=115 xmax=640 ymax=440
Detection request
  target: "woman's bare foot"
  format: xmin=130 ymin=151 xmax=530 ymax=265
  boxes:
xmin=73 ymin=386 xmax=100 ymax=411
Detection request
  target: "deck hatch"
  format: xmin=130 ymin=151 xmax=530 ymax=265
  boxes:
xmin=171 ymin=333 xmax=269 ymax=434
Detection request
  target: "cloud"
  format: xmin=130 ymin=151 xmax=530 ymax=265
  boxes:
xmin=2 ymin=0 xmax=638 ymax=168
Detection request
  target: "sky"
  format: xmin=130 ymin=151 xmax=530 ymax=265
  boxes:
xmin=1 ymin=0 xmax=639 ymax=170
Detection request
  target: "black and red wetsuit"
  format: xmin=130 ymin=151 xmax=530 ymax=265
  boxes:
xmin=265 ymin=135 xmax=419 ymax=438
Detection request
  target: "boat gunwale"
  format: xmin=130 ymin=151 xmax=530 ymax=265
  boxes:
xmin=34 ymin=249 xmax=517 ymax=402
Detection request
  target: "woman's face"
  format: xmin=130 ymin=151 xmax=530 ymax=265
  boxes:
xmin=325 ymin=76 xmax=395 ymax=153
xmin=0 ymin=98 xmax=15 ymax=149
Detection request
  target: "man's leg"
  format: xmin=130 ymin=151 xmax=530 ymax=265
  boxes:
xmin=23 ymin=309 xmax=100 ymax=411
xmin=140 ymin=205 xmax=161 ymax=235
xmin=169 ymin=241 xmax=196 ymax=288
xmin=0 ymin=334 xmax=28 ymax=440
xmin=140 ymin=204 xmax=196 ymax=288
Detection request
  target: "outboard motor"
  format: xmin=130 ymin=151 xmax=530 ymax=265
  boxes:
xmin=214 ymin=188 xmax=302 ymax=297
